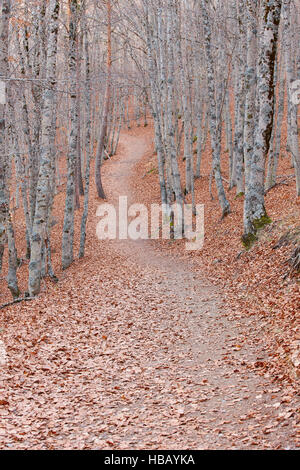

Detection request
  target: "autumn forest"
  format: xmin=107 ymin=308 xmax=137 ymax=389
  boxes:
xmin=0 ymin=0 xmax=299 ymax=452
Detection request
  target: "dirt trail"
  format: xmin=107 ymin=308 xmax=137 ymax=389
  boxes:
xmin=0 ymin=130 xmax=298 ymax=450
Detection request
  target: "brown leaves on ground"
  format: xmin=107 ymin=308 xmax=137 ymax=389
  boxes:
xmin=133 ymin=124 xmax=300 ymax=386
xmin=0 ymin=125 xmax=299 ymax=450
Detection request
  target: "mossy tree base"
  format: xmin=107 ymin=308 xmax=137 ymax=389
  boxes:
xmin=242 ymin=232 xmax=258 ymax=250
xmin=242 ymin=214 xmax=272 ymax=250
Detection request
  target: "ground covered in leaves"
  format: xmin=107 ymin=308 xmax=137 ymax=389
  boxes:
xmin=133 ymin=124 xmax=300 ymax=387
xmin=0 ymin=125 xmax=299 ymax=449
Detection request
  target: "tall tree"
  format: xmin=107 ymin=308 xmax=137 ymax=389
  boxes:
xmin=29 ymin=0 xmax=60 ymax=295
xmin=62 ymin=0 xmax=79 ymax=270
xmin=201 ymin=0 xmax=230 ymax=218
xmin=243 ymin=0 xmax=282 ymax=246
xmin=95 ymin=0 xmax=112 ymax=199
xmin=0 ymin=0 xmax=11 ymax=271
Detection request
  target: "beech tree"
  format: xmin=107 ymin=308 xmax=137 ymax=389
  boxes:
xmin=95 ymin=0 xmax=112 ymax=200
xmin=243 ymin=0 xmax=282 ymax=247
xmin=201 ymin=0 xmax=230 ymax=218
xmin=0 ymin=0 xmax=11 ymax=271
xmin=29 ymin=0 xmax=60 ymax=295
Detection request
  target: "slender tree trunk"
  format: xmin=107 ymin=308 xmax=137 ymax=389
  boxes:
xmin=195 ymin=91 xmax=204 ymax=179
xmin=0 ymin=0 xmax=11 ymax=277
xmin=76 ymin=32 xmax=84 ymax=198
xmin=225 ymin=90 xmax=234 ymax=185
xmin=266 ymin=49 xmax=285 ymax=190
xmin=243 ymin=0 xmax=282 ymax=246
xmin=244 ymin=0 xmax=258 ymax=190
xmin=145 ymin=1 xmax=167 ymax=205
xmin=62 ymin=0 xmax=78 ymax=270
xmin=29 ymin=0 xmax=60 ymax=295
xmin=166 ymin=0 xmax=183 ymax=209
xmin=79 ymin=24 xmax=92 ymax=259
xmin=95 ymin=0 xmax=112 ymax=199
xmin=234 ymin=3 xmax=247 ymax=195
xmin=283 ymin=0 xmax=300 ymax=195
xmin=201 ymin=0 xmax=230 ymax=218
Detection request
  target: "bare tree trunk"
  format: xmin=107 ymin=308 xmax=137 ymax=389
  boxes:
xmin=79 ymin=21 xmax=92 ymax=259
xmin=234 ymin=3 xmax=247 ymax=195
xmin=6 ymin=218 xmax=20 ymax=299
xmin=283 ymin=0 xmax=300 ymax=196
xmin=0 ymin=0 xmax=11 ymax=276
xmin=144 ymin=0 xmax=168 ymax=206
xmin=62 ymin=0 xmax=78 ymax=270
xmin=76 ymin=32 xmax=84 ymax=198
xmin=244 ymin=0 xmax=258 ymax=190
xmin=201 ymin=0 xmax=230 ymax=218
xmin=225 ymin=90 xmax=234 ymax=186
xmin=243 ymin=0 xmax=282 ymax=246
xmin=266 ymin=48 xmax=285 ymax=190
xmin=112 ymin=96 xmax=124 ymax=156
xmin=166 ymin=0 xmax=183 ymax=209
xmin=95 ymin=0 xmax=112 ymax=199
xmin=29 ymin=0 xmax=60 ymax=295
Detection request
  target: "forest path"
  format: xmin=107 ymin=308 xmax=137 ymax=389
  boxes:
xmin=1 ymin=129 xmax=297 ymax=450
xmin=84 ymin=129 xmax=297 ymax=449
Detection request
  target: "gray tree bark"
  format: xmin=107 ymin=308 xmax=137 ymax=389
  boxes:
xmin=201 ymin=0 xmax=230 ymax=218
xmin=29 ymin=0 xmax=60 ymax=295
xmin=243 ymin=0 xmax=282 ymax=246
xmin=62 ymin=0 xmax=79 ymax=270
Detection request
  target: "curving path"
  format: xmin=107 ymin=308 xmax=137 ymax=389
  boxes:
xmin=0 ymin=129 xmax=298 ymax=450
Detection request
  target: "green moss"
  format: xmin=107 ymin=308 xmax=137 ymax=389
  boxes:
xmin=241 ymin=214 xmax=272 ymax=250
xmin=235 ymin=192 xmax=244 ymax=199
xmin=193 ymin=135 xmax=198 ymax=143
xmin=241 ymin=233 xmax=258 ymax=250
xmin=147 ymin=167 xmax=158 ymax=175
xmin=253 ymin=214 xmax=272 ymax=231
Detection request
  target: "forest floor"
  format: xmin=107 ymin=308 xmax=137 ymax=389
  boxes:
xmin=0 ymin=124 xmax=299 ymax=449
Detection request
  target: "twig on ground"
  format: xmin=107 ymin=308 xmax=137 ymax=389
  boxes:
xmin=0 ymin=296 xmax=35 ymax=310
